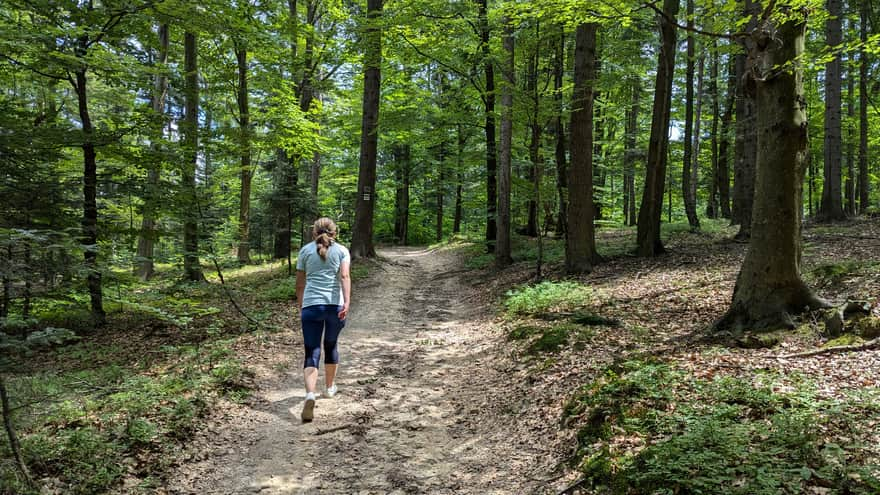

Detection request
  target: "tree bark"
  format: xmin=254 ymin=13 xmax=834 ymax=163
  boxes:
xmin=682 ymin=0 xmax=700 ymax=231
xmin=73 ymin=65 xmax=106 ymax=324
xmin=553 ymin=28 xmax=568 ymax=235
xmin=819 ymin=0 xmax=845 ymax=221
xmin=624 ymin=76 xmax=640 ymax=227
xmin=717 ymin=49 xmax=735 ymax=219
xmin=858 ymin=0 xmax=869 ymax=214
xmin=845 ymin=52 xmax=855 ymax=216
xmin=636 ymin=0 xmax=679 ymax=257
xmin=350 ymin=0 xmax=382 ymax=258
xmin=707 ymin=43 xmax=720 ymax=219
xmin=717 ymin=12 xmax=829 ymax=331
xmin=732 ymin=0 xmax=758 ymax=238
xmin=496 ymin=17 xmax=514 ymax=266
xmin=182 ymin=31 xmax=204 ymax=282
xmin=477 ymin=0 xmax=497 ymax=253
xmin=393 ymin=144 xmax=410 ymax=244
xmin=436 ymin=141 xmax=446 ymax=243
xmin=236 ymin=44 xmax=252 ymax=264
xmin=565 ymin=23 xmax=599 ymax=273
xmin=136 ymin=23 xmax=169 ymax=280
xmin=525 ymin=25 xmax=540 ymax=238
xmin=453 ymin=125 xmax=464 ymax=234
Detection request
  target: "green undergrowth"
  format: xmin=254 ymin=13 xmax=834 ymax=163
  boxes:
xmin=0 ymin=336 xmax=252 ymax=494
xmin=563 ymin=360 xmax=880 ymax=494
xmin=504 ymin=280 xmax=595 ymax=316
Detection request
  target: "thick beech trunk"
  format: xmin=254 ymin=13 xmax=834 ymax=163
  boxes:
xmin=718 ymin=13 xmax=829 ymax=331
xmin=496 ymin=18 xmax=513 ymax=266
xmin=636 ymin=0 xmax=678 ymax=257
xmin=136 ymin=23 xmax=169 ymax=280
xmin=182 ymin=32 xmax=204 ymax=282
xmin=565 ymin=23 xmax=599 ymax=273
xmin=819 ymin=0 xmax=845 ymax=221
xmin=732 ymin=0 xmax=757 ymax=238
xmin=350 ymin=0 xmax=382 ymax=258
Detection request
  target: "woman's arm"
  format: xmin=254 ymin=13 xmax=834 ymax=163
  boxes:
xmin=295 ymin=270 xmax=306 ymax=311
xmin=338 ymin=260 xmax=351 ymax=320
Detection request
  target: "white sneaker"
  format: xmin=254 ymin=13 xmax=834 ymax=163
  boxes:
xmin=301 ymin=393 xmax=316 ymax=422
xmin=323 ymin=384 xmax=338 ymax=398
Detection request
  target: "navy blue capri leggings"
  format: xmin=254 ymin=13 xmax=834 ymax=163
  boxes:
xmin=300 ymin=305 xmax=345 ymax=368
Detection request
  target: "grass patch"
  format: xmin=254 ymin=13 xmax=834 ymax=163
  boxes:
xmin=504 ymin=280 xmax=594 ymax=317
xmin=563 ymin=360 xmax=880 ymax=494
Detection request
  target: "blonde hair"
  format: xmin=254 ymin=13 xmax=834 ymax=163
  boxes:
xmin=312 ymin=217 xmax=338 ymax=260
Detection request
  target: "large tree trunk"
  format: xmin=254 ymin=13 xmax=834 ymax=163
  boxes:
xmin=350 ymin=0 xmax=382 ymax=258
xmin=553 ymin=29 xmax=568 ymax=235
xmin=732 ymin=0 xmax=758 ymax=238
xmin=73 ymin=66 xmax=106 ymax=325
xmin=477 ymin=0 xmax=497 ymax=253
xmin=236 ymin=45 xmax=253 ymax=264
xmin=717 ymin=12 xmax=829 ymax=331
xmin=682 ymin=1 xmax=700 ymax=232
xmin=136 ymin=23 xmax=169 ymax=280
xmin=636 ymin=0 xmax=678 ymax=257
xmin=624 ymin=76 xmax=640 ymax=227
xmin=819 ymin=0 xmax=845 ymax=221
xmin=858 ymin=0 xmax=869 ymax=214
xmin=393 ymin=144 xmax=410 ymax=244
xmin=496 ymin=17 xmax=514 ymax=266
xmin=182 ymin=32 xmax=204 ymax=282
xmin=565 ymin=23 xmax=599 ymax=274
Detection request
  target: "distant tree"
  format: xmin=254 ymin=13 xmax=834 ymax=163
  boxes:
xmin=819 ymin=0 xmax=845 ymax=221
xmin=682 ymin=0 xmax=700 ymax=232
xmin=182 ymin=30 xmax=205 ymax=282
xmin=732 ymin=0 xmax=758 ymax=239
xmin=496 ymin=16 xmax=514 ymax=267
xmin=857 ymin=0 xmax=870 ymax=213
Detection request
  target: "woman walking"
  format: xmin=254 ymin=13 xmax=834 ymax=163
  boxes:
xmin=295 ymin=218 xmax=351 ymax=422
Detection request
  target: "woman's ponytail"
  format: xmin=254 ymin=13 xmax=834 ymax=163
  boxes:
xmin=312 ymin=217 xmax=338 ymax=260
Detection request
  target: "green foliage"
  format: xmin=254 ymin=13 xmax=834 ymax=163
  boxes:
xmin=504 ymin=280 xmax=593 ymax=317
xmin=563 ymin=361 xmax=880 ymax=494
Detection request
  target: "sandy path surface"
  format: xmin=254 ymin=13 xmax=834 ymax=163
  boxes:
xmin=164 ymin=247 xmax=551 ymax=494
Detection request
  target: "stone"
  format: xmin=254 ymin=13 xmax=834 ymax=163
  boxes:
xmin=823 ymin=308 xmax=845 ymax=337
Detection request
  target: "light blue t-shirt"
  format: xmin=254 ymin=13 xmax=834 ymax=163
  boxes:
xmin=296 ymin=241 xmax=350 ymax=308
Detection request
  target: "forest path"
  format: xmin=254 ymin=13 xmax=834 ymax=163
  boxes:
xmin=165 ymin=247 xmax=541 ymax=494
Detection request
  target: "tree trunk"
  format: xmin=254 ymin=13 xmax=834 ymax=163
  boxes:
xmin=182 ymin=31 xmax=204 ymax=282
xmin=477 ymin=0 xmax=497 ymax=253
xmin=393 ymin=144 xmax=410 ymax=244
xmin=858 ymin=0 xmax=870 ymax=213
xmin=1 ymin=246 xmax=9 ymax=318
xmin=636 ymin=0 xmax=679 ymax=257
xmin=624 ymin=76 xmax=640 ymax=227
xmin=717 ymin=12 xmax=829 ymax=331
xmin=845 ymin=53 xmax=855 ymax=216
xmin=237 ymin=45 xmax=252 ymax=264
xmin=1 ymin=376 xmax=33 ymax=489
xmin=819 ymin=0 xmax=845 ymax=221
xmin=690 ymin=53 xmax=704 ymax=229
xmin=707 ymin=43 xmax=720 ymax=219
xmin=350 ymin=0 xmax=382 ymax=258
xmin=453 ymin=125 xmax=464 ymax=234
xmin=136 ymin=23 xmax=169 ymax=280
xmin=732 ymin=0 xmax=758 ymax=238
xmin=73 ymin=66 xmax=106 ymax=324
xmin=525 ymin=27 xmax=540 ymax=238
xmin=682 ymin=1 xmax=700 ymax=231
xmin=553 ymin=29 xmax=568 ymax=235
xmin=496 ymin=17 xmax=514 ymax=266
xmin=565 ymin=23 xmax=599 ymax=274
xmin=717 ymin=49 xmax=735 ymax=219
xmin=436 ymin=142 xmax=445 ymax=243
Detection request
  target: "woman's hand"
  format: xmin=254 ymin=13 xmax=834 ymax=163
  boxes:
xmin=338 ymin=303 xmax=349 ymax=321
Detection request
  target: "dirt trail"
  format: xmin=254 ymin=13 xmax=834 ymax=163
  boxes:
xmin=165 ymin=247 xmax=552 ymax=494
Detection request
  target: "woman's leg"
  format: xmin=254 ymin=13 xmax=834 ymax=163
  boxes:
xmin=322 ymin=305 xmax=345 ymax=390
xmin=300 ymin=306 xmax=324 ymax=394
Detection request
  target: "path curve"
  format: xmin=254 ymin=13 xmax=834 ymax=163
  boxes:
xmin=165 ymin=247 xmax=549 ymax=494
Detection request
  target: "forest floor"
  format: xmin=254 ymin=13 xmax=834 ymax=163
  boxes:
xmin=163 ymin=246 xmax=558 ymax=494
xmin=7 ymin=218 xmax=880 ymax=494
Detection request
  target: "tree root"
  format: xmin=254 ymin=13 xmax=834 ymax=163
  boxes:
xmin=778 ymin=336 xmax=880 ymax=359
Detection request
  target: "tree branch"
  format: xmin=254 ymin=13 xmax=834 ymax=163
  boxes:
xmin=778 ymin=336 xmax=880 ymax=359
xmin=643 ymin=1 xmax=746 ymax=40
